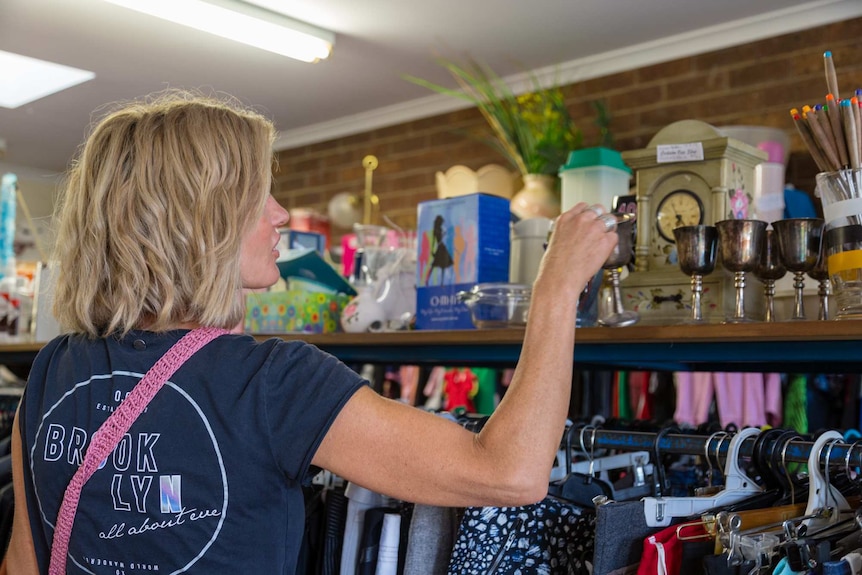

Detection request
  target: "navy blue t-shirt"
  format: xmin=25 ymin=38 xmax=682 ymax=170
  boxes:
xmin=18 ymin=330 xmax=366 ymax=574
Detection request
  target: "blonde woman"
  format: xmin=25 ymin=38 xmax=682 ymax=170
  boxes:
xmin=6 ymin=90 xmax=618 ymax=574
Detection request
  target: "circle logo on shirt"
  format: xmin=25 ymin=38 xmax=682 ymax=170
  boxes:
xmin=31 ymin=372 xmax=228 ymax=574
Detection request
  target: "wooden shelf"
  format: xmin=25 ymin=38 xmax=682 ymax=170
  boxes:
xmin=253 ymin=320 xmax=862 ymax=372
xmin=3 ymin=321 xmax=860 ymax=372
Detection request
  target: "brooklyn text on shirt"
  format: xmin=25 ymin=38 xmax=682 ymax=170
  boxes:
xmin=31 ymin=372 xmax=230 ymax=571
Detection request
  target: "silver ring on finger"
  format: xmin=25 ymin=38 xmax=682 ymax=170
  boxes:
xmin=599 ymin=213 xmax=617 ymax=232
xmin=586 ymin=204 xmax=605 ymax=217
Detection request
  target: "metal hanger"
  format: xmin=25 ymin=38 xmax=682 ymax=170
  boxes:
xmin=547 ymin=424 xmax=614 ymax=508
xmin=694 ymin=430 xmax=728 ymax=497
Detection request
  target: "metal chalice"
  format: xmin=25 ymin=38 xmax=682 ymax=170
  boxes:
xmin=753 ymin=229 xmax=786 ymax=322
xmin=716 ymin=219 xmax=767 ymax=323
xmin=598 ymin=214 xmax=639 ymax=328
xmin=772 ymin=218 xmax=825 ymax=321
xmin=673 ymin=225 xmax=718 ymax=324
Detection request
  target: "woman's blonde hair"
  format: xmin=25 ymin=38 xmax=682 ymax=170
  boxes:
xmin=53 ymin=89 xmax=275 ymax=337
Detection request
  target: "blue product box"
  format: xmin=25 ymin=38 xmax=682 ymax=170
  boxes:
xmin=415 ymin=193 xmax=510 ymax=330
xmin=278 ymin=229 xmax=326 ymax=255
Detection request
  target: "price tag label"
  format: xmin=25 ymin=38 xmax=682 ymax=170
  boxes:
xmin=656 ymin=143 xmax=704 ymax=163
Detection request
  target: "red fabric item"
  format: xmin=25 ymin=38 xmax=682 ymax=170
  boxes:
xmin=444 ymin=368 xmax=477 ymax=412
xmin=629 ymin=371 xmax=652 ymax=421
xmin=636 ymin=521 xmax=707 ymax=575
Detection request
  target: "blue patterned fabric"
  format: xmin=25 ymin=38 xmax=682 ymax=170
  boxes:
xmin=823 ymin=560 xmax=852 ymax=575
xmin=446 ymin=497 xmax=595 ymax=574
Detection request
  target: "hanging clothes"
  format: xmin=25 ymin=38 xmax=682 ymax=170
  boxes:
xmin=443 ymin=368 xmax=478 ymax=412
xmin=374 ymin=512 xmax=402 ymax=575
xmin=399 ymin=365 xmax=421 ymax=406
xmin=783 ymin=374 xmax=808 ymax=434
xmin=422 ymin=366 xmax=447 ymax=411
xmin=340 ymin=484 xmax=392 ymax=575
xmin=403 ymin=505 xmax=461 ymax=575
xmin=613 ymin=371 xmax=632 ymax=420
xmin=320 ymin=487 xmax=349 ymax=575
xmin=629 ymin=371 xmax=652 ymax=421
xmin=470 ymin=367 xmax=498 ymax=415
xmin=673 ymin=372 xmax=782 ymax=429
xmin=592 ymin=500 xmax=662 ymax=575
xmin=446 ymin=499 xmax=595 ymax=575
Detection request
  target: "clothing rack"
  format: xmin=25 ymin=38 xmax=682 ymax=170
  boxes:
xmin=578 ymin=427 xmax=862 ymax=469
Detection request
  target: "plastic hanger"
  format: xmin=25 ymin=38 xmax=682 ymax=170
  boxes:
xmin=769 ymin=429 xmax=811 ymax=506
xmin=569 ymin=450 xmax=653 ymax=478
xmin=803 ymin=430 xmax=851 ymax=531
xmin=751 ymin=427 xmax=786 ymax=492
xmin=721 ymin=429 xmax=798 ymax=513
xmin=573 ymin=450 xmax=655 ymax=501
xmin=642 ymin=427 xmax=764 ymax=527
xmin=548 ymin=423 xmax=654 ymax=500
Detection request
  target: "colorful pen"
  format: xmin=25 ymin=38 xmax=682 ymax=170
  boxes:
xmin=824 ymin=50 xmax=840 ymax=101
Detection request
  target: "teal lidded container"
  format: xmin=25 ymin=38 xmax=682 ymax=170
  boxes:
xmin=558 ymin=147 xmax=631 ymax=213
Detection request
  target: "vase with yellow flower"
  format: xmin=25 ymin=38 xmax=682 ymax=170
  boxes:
xmin=405 ymin=57 xmax=584 ymax=219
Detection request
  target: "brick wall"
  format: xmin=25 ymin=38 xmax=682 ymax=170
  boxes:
xmin=274 ymin=18 xmax=862 ymax=238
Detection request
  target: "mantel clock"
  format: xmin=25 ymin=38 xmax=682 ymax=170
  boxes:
xmin=619 ymin=120 xmax=767 ymax=325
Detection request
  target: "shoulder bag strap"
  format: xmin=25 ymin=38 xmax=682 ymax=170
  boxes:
xmin=48 ymin=326 xmax=229 ymax=574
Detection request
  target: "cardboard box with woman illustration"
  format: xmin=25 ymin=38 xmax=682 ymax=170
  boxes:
xmin=415 ymin=193 xmax=510 ymax=329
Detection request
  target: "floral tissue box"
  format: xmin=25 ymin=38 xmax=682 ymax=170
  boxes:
xmin=244 ymin=290 xmax=351 ymax=334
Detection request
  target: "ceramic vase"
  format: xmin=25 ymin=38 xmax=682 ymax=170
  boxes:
xmin=510 ymin=174 xmax=560 ymax=220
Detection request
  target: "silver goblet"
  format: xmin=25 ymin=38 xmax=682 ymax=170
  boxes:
xmin=673 ymin=225 xmax=718 ymax=324
xmin=598 ymin=214 xmax=639 ymax=328
xmin=716 ymin=219 xmax=768 ymax=323
xmin=753 ymin=229 xmax=786 ymax=323
xmin=773 ymin=218 xmax=825 ymax=321
xmin=807 ymin=237 xmax=830 ymax=321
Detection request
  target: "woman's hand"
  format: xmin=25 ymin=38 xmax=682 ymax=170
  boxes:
xmin=534 ymin=202 xmax=620 ymax=305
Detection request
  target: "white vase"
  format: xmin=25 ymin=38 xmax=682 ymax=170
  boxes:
xmin=510 ymin=174 xmax=560 ymax=220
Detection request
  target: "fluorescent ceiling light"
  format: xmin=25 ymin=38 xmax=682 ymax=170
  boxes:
xmin=104 ymin=0 xmax=334 ymax=63
xmin=0 ymin=51 xmax=95 ymax=109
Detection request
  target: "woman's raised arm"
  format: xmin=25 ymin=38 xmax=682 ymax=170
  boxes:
xmin=311 ymin=203 xmax=619 ymax=507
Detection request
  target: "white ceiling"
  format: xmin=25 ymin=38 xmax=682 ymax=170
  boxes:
xmin=1 ymin=0 xmax=860 ymax=180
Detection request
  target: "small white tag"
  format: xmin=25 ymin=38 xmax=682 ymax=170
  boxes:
xmin=656 ymin=143 xmax=704 ymax=163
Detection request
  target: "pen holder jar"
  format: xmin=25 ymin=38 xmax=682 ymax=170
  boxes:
xmin=816 ymin=168 xmax=862 ymax=319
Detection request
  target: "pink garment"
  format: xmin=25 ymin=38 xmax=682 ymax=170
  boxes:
xmin=764 ymin=372 xmax=782 ymax=427
xmin=673 ymin=372 xmax=714 ymax=427
xmin=674 ymin=372 xmax=782 ymax=428
xmin=399 ymin=365 xmax=420 ymax=405
xmin=422 ymin=366 xmax=447 ymax=410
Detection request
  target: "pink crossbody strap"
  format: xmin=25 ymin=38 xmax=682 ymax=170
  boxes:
xmin=48 ymin=327 xmax=229 ymax=575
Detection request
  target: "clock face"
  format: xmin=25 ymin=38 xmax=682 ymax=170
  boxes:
xmin=655 ymin=189 xmax=705 ymax=242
